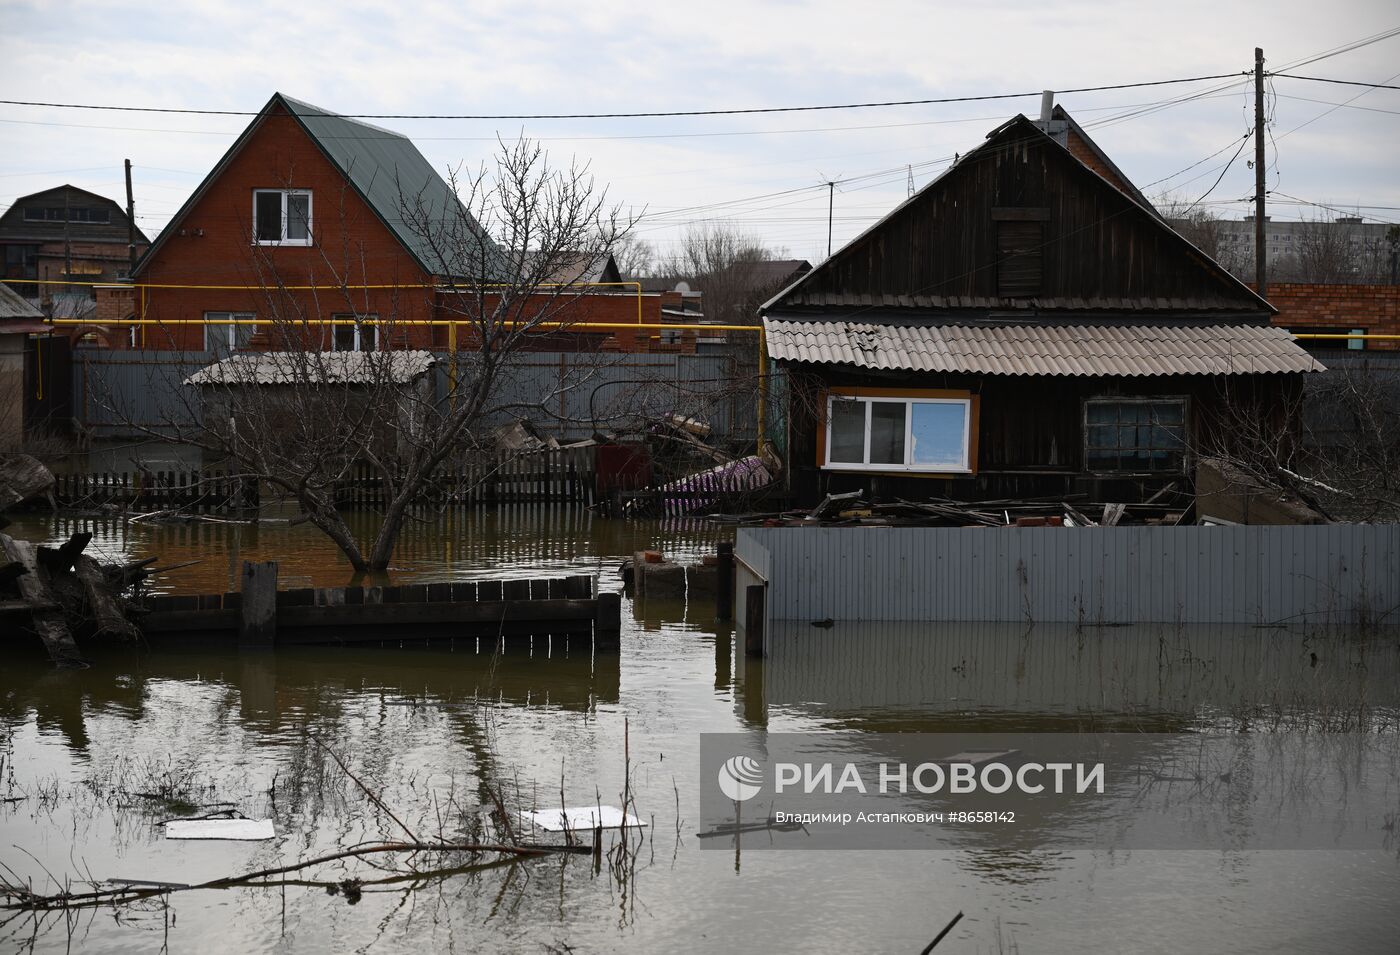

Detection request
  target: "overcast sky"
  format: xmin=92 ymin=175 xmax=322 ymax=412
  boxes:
xmin=2 ymin=0 xmax=1397 ymax=265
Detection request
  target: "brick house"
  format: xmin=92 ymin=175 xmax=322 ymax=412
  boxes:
xmin=1261 ymin=282 xmax=1400 ymax=352
xmin=0 ymin=184 xmax=149 ymax=301
xmin=99 ymin=93 xmax=689 ymax=355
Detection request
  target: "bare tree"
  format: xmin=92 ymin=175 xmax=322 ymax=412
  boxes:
xmin=661 ymin=223 xmax=788 ymax=325
xmin=610 ymin=232 xmax=657 ymax=279
xmin=1195 ymin=364 xmax=1400 ymax=522
xmin=101 ymin=137 xmax=635 ymax=573
xmin=1156 ymin=195 xmax=1249 ymax=277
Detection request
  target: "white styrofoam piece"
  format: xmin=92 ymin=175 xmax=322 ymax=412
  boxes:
xmin=165 ymin=818 xmax=276 ymax=841
xmin=521 ymin=806 xmax=647 ymax=832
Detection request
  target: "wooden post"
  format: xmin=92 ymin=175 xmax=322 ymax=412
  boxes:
xmin=594 ymin=590 xmax=621 ymax=653
xmin=240 ymin=560 xmax=278 ymax=646
xmin=744 ymin=584 xmax=765 ymax=658
xmin=715 ymin=541 xmax=734 ymax=621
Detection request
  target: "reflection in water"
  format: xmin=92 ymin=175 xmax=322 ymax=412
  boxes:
xmin=1 ymin=509 xmax=1398 ymax=953
xmin=5 ymin=507 xmax=730 ymax=594
xmin=759 ymin=620 xmax=1400 ymax=733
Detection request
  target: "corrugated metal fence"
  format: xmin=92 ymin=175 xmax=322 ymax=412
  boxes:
xmin=72 ymin=349 xmax=756 ymax=442
xmin=736 ymin=524 xmax=1400 ymax=627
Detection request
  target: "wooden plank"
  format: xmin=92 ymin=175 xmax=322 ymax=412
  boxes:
xmin=744 ymin=584 xmax=766 ymax=658
xmin=594 ymin=591 xmax=621 ymax=653
xmin=239 ymin=560 xmax=278 ymax=645
xmin=1 ymin=535 xmax=84 ymax=667
xmin=716 ymin=541 xmax=734 ymax=621
xmin=74 ymin=553 xmax=139 ymax=640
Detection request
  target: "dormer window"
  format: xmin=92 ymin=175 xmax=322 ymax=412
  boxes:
xmin=254 ymin=189 xmax=312 ymax=245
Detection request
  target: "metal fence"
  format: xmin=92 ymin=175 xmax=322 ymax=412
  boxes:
xmin=736 ymin=524 xmax=1400 ymax=627
xmin=71 ymin=349 xmax=757 ymax=443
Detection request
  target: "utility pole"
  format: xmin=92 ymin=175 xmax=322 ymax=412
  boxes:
xmin=1254 ymin=46 xmax=1267 ymax=297
xmin=62 ymin=186 xmax=72 ymax=304
xmin=124 ymin=159 xmax=137 ymax=275
xmin=827 ymin=180 xmax=835 ymax=258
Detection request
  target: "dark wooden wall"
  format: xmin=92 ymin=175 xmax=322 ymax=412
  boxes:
xmin=783 ymin=365 xmax=1297 ymax=506
xmin=775 ymin=118 xmax=1263 ymax=313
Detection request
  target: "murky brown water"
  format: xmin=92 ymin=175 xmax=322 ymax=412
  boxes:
xmin=3 ymin=508 xmax=1400 ymax=953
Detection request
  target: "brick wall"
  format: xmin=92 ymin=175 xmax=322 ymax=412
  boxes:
xmin=1260 ymin=282 xmax=1400 ymax=350
xmin=108 ymin=102 xmax=691 ymax=355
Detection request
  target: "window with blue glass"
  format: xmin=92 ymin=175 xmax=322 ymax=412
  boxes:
xmin=824 ymin=393 xmax=973 ymax=473
xmin=1083 ymin=399 xmax=1186 ymax=473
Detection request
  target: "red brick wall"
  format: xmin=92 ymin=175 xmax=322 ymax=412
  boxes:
xmin=1260 ymin=282 xmax=1400 ymax=350
xmin=125 ymin=103 xmax=433 ymax=351
xmin=1066 ymin=130 xmax=1137 ymax=200
xmin=113 ymin=103 xmax=687 ymax=354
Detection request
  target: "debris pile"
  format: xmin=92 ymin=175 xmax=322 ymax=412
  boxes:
xmin=0 ymin=521 xmax=153 ymax=666
xmin=725 ymin=487 xmax=1193 ymax=528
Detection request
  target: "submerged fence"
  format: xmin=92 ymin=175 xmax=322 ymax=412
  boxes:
xmin=736 ymin=524 xmax=1400 ymax=627
xmin=48 ymin=447 xmax=602 ymax=510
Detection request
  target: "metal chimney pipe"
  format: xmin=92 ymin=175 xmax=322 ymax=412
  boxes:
xmin=1039 ymin=91 xmax=1055 ymax=122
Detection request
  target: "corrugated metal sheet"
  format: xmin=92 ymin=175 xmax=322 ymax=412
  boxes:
xmin=77 ymin=350 xmax=758 ymax=441
xmin=763 ymin=318 xmax=1323 ymax=376
xmin=184 ymin=351 xmax=436 ymax=386
xmin=283 ymin=96 xmax=501 ymax=278
xmin=735 ymin=524 xmax=1400 ymax=626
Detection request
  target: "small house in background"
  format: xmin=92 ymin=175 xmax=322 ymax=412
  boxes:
xmin=0 ymin=185 xmax=149 ymax=300
xmin=0 ymin=284 xmax=47 ymax=449
xmin=184 ymin=350 xmax=438 ymax=457
xmin=760 ymin=101 xmax=1321 ymax=509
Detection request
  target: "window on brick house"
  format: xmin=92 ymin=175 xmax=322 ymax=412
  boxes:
xmin=204 ymin=312 xmax=256 ymax=355
xmin=1288 ymin=326 xmax=1365 ymax=351
xmin=253 ymin=190 xmax=312 ymax=245
xmin=331 ymin=315 xmax=378 ymax=352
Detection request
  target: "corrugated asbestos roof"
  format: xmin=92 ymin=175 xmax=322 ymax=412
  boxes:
xmin=185 ymin=350 xmax=437 ymax=386
xmin=763 ymin=319 xmax=1323 ymax=376
xmin=0 ymin=283 xmax=42 ymax=319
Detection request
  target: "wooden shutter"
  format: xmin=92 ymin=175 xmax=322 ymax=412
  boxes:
xmin=997 ymin=221 xmax=1043 ymax=296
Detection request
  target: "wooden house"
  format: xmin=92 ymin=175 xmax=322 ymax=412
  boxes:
xmin=760 ymin=105 xmax=1322 ymax=507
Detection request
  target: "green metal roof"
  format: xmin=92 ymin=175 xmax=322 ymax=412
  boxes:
xmin=135 ymin=92 xmax=498 ymax=279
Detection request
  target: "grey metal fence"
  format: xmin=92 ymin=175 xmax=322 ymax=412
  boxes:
xmin=737 ymin=524 xmax=1400 ymax=627
xmin=73 ymin=349 xmax=757 ymax=443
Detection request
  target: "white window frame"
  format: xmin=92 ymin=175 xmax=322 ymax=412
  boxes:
xmin=252 ymin=189 xmax=313 ymax=246
xmin=331 ymin=314 xmax=378 ymax=352
xmin=203 ymin=311 xmax=256 ymax=352
xmin=823 ymin=393 xmax=973 ymax=473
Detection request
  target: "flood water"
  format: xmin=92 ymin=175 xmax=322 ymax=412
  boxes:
xmin=3 ymin=508 xmax=1400 ymax=953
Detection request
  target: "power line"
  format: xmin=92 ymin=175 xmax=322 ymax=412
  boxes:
xmin=0 ymin=74 xmax=1245 ymax=120
xmin=1270 ymin=73 xmax=1400 ymax=92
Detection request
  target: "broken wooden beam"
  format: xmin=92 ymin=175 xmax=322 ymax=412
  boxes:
xmin=74 ymin=553 xmax=139 ymax=641
xmin=37 ymin=531 xmax=93 ymax=575
xmin=1 ymin=535 xmax=84 ymax=667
